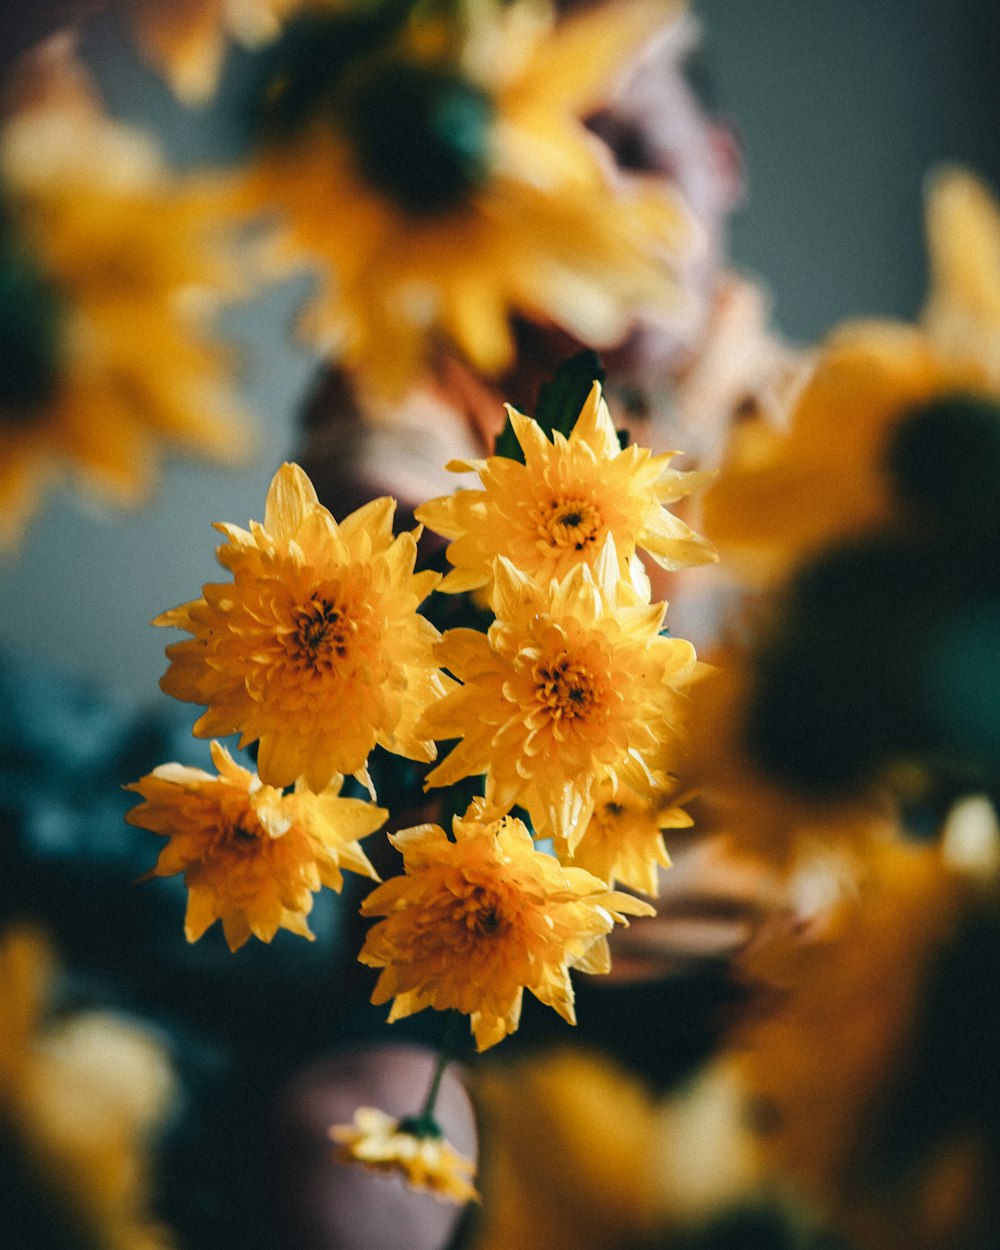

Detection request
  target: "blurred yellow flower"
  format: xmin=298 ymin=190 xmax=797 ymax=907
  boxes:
xmin=129 ymin=0 xmax=304 ymax=103
xmin=126 ymin=739 xmax=384 ymax=950
xmin=422 ymin=541 xmax=702 ymax=847
xmin=722 ymin=839 xmax=963 ymax=1238
xmin=703 ymin=168 xmax=1000 ymax=584
xmin=416 ymin=379 xmax=715 ymax=603
xmin=155 ymin=462 xmax=450 ymax=792
xmin=241 ymin=0 xmax=690 ymax=396
xmin=558 ymin=774 xmax=691 ymax=896
xmin=0 ymin=926 xmax=177 ymax=1250
xmin=330 ymin=1105 xmax=479 ymax=1204
xmin=0 ymin=44 xmax=250 ymax=551
xmin=359 ymin=802 xmax=653 ymax=1049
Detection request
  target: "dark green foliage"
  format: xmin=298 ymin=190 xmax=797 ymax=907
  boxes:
xmin=493 ymin=348 xmax=606 ymax=461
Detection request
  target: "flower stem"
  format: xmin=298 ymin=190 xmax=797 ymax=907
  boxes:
xmin=399 ymin=1012 xmax=463 ymax=1139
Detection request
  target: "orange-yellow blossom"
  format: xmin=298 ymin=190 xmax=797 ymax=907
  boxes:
xmin=156 ymin=462 xmax=451 ymax=792
xmin=359 ymin=802 xmax=654 ymax=1050
xmin=416 ymin=379 xmax=715 ymax=606
xmin=421 ymin=538 xmax=702 ymax=848
xmin=126 ymin=740 xmax=384 ymax=950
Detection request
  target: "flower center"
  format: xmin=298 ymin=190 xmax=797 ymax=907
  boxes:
xmin=225 ymin=811 xmax=264 ymax=849
xmin=289 ymin=596 xmax=357 ymax=670
xmin=451 ymin=885 xmax=507 ymax=937
xmin=533 ymin=655 xmax=598 ymax=720
xmin=347 ymin=60 xmax=494 ymax=218
xmin=536 ymin=496 xmax=604 ymax=552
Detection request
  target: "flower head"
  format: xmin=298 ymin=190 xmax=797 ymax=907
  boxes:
xmin=421 ymin=540 xmax=702 ymax=846
xmin=156 ymin=462 xmax=451 ymax=792
xmin=703 ymin=168 xmax=1000 ymax=586
xmin=558 ymin=774 xmax=691 ymax=896
xmin=416 ymin=380 xmax=715 ymax=602
xmin=330 ymin=1105 xmax=479 ymax=1204
xmin=0 ymin=44 xmax=250 ymax=550
xmin=240 ymin=0 xmax=691 ymax=395
xmin=126 ymin=740 xmax=384 ymax=950
xmin=358 ymin=801 xmax=653 ymax=1049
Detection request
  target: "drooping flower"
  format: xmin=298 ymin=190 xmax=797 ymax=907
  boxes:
xmin=155 ymin=462 xmax=451 ymax=792
xmin=0 ymin=42 xmax=251 ymax=551
xmin=128 ymin=0 xmax=304 ymax=104
xmin=421 ymin=540 xmax=702 ymax=847
xmin=358 ymin=801 xmax=654 ymax=1050
xmin=330 ymin=1106 xmax=479 ymax=1204
xmin=126 ymin=739 xmax=384 ymax=950
xmin=239 ymin=0 xmax=691 ymax=396
xmin=416 ymin=380 xmax=715 ymax=603
xmin=556 ymin=773 xmax=691 ymax=896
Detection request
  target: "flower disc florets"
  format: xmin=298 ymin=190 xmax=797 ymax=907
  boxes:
xmin=420 ymin=539 xmax=701 ymax=846
xmin=359 ymin=801 xmax=653 ymax=1049
xmin=416 ymin=381 xmax=716 ymax=606
xmin=126 ymin=741 xmax=385 ymax=951
xmin=155 ymin=462 xmax=451 ymax=792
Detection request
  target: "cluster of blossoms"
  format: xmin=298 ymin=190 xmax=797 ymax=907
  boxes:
xmin=126 ymin=372 xmax=715 ymax=1199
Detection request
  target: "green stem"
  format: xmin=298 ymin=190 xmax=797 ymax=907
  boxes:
xmin=399 ymin=1012 xmax=463 ymax=1138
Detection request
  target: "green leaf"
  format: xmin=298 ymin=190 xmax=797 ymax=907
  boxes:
xmin=493 ymin=349 xmax=605 ymax=462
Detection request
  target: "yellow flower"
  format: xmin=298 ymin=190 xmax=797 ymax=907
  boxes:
xmin=129 ymin=0 xmax=304 ymax=104
xmin=0 ymin=926 xmax=178 ymax=1250
xmin=416 ymin=380 xmax=715 ymax=602
xmin=0 ymin=45 xmax=250 ymax=551
xmin=558 ymin=774 xmax=691 ymax=896
xmin=155 ymin=462 xmax=451 ymax=792
xmin=330 ymin=1105 xmax=479 ymax=1204
xmin=126 ymin=739 xmax=384 ymax=950
xmin=703 ymin=168 xmax=1000 ymax=585
xmin=358 ymin=802 xmax=654 ymax=1050
xmin=421 ymin=541 xmax=702 ymax=847
xmin=240 ymin=0 xmax=690 ymax=396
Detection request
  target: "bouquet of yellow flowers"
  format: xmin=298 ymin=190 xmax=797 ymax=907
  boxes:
xmin=125 ymin=354 xmax=717 ymax=1196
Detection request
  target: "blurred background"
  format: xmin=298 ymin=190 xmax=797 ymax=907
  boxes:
xmin=1 ymin=0 xmax=999 ymax=702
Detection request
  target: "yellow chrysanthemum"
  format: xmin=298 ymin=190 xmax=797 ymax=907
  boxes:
xmin=703 ymin=168 xmax=1000 ymax=585
xmin=416 ymin=380 xmax=715 ymax=602
xmin=330 ymin=1105 xmax=479 ymax=1204
xmin=129 ymin=0 xmax=304 ymax=103
xmin=240 ymin=0 xmax=690 ymax=396
xmin=155 ymin=462 xmax=451 ymax=792
xmin=0 ymin=926 xmax=177 ymax=1250
xmin=0 ymin=46 xmax=250 ymax=551
xmin=126 ymin=739 xmax=384 ymax=950
xmin=421 ymin=540 xmax=702 ymax=847
xmin=358 ymin=801 xmax=654 ymax=1050
xmin=557 ymin=774 xmax=691 ymax=896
